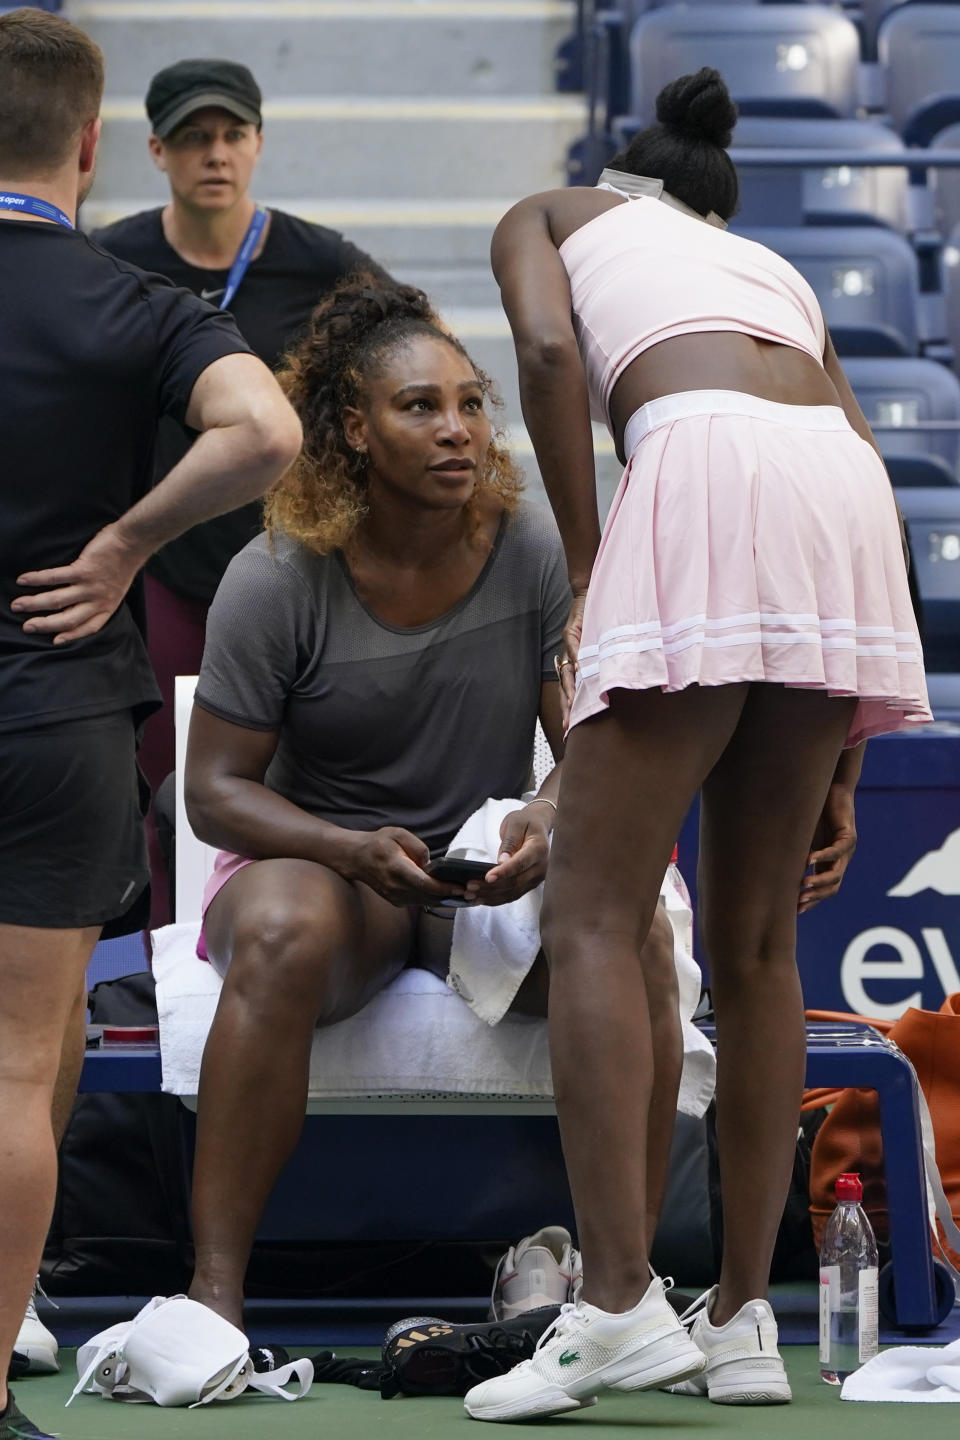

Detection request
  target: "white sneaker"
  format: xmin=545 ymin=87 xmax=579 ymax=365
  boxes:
xmin=464 ymin=1277 xmax=706 ymax=1421
xmin=489 ymin=1226 xmax=581 ymax=1320
xmin=663 ymin=1286 xmax=791 ymax=1405
xmin=15 ymin=1280 xmax=59 ymax=1375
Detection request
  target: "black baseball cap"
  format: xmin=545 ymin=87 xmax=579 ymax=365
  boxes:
xmin=146 ymin=59 xmax=262 ymax=139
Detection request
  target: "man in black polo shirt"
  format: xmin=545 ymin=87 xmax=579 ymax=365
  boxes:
xmin=93 ymin=59 xmax=391 ymax=853
xmin=0 ymin=14 xmax=301 ymax=1435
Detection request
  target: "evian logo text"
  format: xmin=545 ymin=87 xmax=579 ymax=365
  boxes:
xmin=886 ymin=829 xmax=960 ymax=898
xmin=840 ymin=829 xmax=960 ymax=1018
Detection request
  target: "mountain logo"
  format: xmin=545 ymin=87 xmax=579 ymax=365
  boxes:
xmin=887 ymin=829 xmax=960 ymax=898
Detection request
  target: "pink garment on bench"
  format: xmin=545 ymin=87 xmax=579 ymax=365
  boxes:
xmin=195 ymin=849 xmax=253 ymax=959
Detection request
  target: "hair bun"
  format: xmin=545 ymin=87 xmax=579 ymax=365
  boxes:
xmin=655 ymin=68 xmax=737 ymax=148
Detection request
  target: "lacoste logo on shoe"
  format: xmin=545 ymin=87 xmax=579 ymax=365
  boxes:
xmin=558 ymin=1351 xmax=580 ymax=1366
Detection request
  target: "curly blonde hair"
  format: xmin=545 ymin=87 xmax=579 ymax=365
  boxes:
xmin=265 ymin=274 xmax=524 ymax=554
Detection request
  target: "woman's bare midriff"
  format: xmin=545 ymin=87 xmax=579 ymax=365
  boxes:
xmin=543 ymin=188 xmax=844 ymax=462
xmin=608 ymin=333 xmax=843 ymax=462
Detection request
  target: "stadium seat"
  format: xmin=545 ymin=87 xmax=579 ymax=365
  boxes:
xmin=733 ymin=116 xmax=909 ymax=229
xmin=629 ymin=6 xmax=861 ymax=123
xmin=879 ymin=5 xmax=960 ymax=145
xmin=733 ymin=225 xmax=922 ymax=354
xmin=842 ymin=356 xmax=960 ymax=476
xmin=885 ymin=454 xmax=958 ymax=486
xmin=945 ymin=221 xmax=960 ymax=366
xmin=930 ymin=123 xmax=960 ymax=242
xmin=925 ymin=670 xmax=960 ymax=721
xmin=896 ymin=487 xmax=960 ymax=669
xmin=853 ymin=0 xmax=960 ymax=59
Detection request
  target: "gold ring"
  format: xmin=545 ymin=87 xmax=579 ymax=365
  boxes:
xmin=554 ymin=655 xmax=573 ymax=680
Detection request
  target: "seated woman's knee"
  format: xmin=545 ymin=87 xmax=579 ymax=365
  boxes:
xmin=226 ymin=890 xmax=350 ymax=1014
xmin=639 ymin=906 xmax=680 ymax=1008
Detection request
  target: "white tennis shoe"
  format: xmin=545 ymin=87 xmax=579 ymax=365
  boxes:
xmin=464 ymin=1277 xmax=706 ymax=1421
xmin=663 ymin=1286 xmax=791 ymax=1404
xmin=14 ymin=1280 xmax=59 ymax=1375
xmin=488 ymin=1226 xmax=581 ymax=1320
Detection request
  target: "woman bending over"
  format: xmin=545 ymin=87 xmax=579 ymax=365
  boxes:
xmin=464 ymin=68 xmax=930 ymax=1421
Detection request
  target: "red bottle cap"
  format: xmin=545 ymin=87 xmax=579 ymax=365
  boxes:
xmin=836 ymin=1172 xmax=863 ymax=1202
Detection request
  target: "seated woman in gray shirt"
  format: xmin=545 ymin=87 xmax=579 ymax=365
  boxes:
xmin=183 ymin=277 xmax=684 ymax=1329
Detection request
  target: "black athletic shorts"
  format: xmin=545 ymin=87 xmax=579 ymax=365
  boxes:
xmin=0 ymin=710 xmax=150 ymax=931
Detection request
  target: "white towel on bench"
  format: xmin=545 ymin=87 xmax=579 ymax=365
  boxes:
xmin=153 ymin=888 xmax=714 ymax=1117
xmin=445 ymin=798 xmax=715 ymax=1111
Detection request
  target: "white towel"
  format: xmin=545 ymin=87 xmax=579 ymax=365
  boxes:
xmin=153 ymin=923 xmax=554 ymax=1101
xmin=445 ymin=798 xmax=715 ymax=1117
xmin=842 ymin=1339 xmax=960 ymax=1401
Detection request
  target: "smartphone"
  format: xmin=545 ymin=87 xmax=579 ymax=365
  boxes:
xmin=425 ymin=857 xmax=492 ymax=885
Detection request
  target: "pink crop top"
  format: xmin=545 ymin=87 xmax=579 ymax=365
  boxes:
xmin=558 ymin=195 xmax=826 ymax=430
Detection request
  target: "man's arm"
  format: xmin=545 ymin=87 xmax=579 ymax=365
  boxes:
xmin=14 ymin=353 xmax=301 ymax=643
xmin=491 ymin=195 xmax=601 ymax=595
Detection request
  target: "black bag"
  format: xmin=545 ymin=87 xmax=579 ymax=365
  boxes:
xmin=650 ymin=1102 xmax=825 ymax=1287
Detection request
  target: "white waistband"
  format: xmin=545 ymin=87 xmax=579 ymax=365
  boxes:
xmin=623 ymin=390 xmax=849 ymax=456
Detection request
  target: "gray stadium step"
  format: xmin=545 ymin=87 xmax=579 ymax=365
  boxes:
xmin=93 ymin=95 xmax=586 ymax=201
xmin=82 ymin=197 xmax=506 ymax=272
xmin=69 ymin=0 xmax=575 ymax=99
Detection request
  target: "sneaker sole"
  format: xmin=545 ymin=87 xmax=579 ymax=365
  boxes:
xmin=465 ymin=1388 xmax=596 ymax=1421
xmin=705 ymin=1356 xmax=791 ymax=1405
xmin=464 ymin=1331 xmax=705 ymax=1422
xmin=661 ymin=1374 xmax=709 ymax=1396
xmin=709 ymin=1379 xmax=792 ymax=1405
xmin=14 ymin=1345 xmax=59 ymax=1376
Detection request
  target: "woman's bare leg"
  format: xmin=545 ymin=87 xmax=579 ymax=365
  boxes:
xmin=189 ymin=859 xmax=413 ymax=1327
xmin=640 ymin=905 xmax=684 ymax=1242
xmin=698 ymin=687 xmax=855 ymax=1324
xmin=541 ymin=685 xmax=749 ymax=1314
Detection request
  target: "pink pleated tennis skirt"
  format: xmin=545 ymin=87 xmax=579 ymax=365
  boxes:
xmin=568 ymin=390 xmax=932 ymax=747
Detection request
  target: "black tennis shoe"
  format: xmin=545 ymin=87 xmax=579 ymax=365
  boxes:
xmin=380 ymin=1305 xmax=562 ymax=1397
xmin=0 ymin=1392 xmax=57 ymax=1439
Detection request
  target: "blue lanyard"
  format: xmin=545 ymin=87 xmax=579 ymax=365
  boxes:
xmin=219 ymin=205 xmax=268 ymax=311
xmin=0 ymin=191 xmax=73 ymax=229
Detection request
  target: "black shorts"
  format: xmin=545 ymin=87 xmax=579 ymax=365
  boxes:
xmin=0 ymin=711 xmax=149 ymax=931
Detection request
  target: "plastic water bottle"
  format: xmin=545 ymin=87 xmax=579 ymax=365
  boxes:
xmin=819 ymin=1172 xmax=879 ymax=1384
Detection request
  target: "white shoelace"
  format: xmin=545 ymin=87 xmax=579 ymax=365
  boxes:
xmin=677 ymin=1289 xmax=714 ymax=1328
xmin=533 ymin=1302 xmax=583 ymax=1354
xmin=25 ymin=1277 xmax=58 ymax=1323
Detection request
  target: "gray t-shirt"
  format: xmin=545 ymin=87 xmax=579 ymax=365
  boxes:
xmin=195 ymin=501 xmax=570 ymax=854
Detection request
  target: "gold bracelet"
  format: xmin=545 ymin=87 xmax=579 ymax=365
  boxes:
xmin=526 ymin=797 xmax=558 ymax=816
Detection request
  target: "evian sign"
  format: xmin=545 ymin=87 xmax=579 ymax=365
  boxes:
xmin=840 ymin=828 xmax=960 ymax=1018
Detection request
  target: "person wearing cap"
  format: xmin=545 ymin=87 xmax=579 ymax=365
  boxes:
xmin=93 ymin=60 xmax=390 ymax=918
xmin=0 ymin=13 xmax=302 ymax=1435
